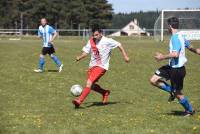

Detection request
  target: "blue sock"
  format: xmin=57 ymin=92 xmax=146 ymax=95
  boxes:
xmin=160 ymin=82 xmax=172 ymax=93
xmin=179 ymin=97 xmax=193 ymax=112
xmin=51 ymin=55 xmax=61 ymax=67
xmin=39 ymin=57 xmax=45 ymax=70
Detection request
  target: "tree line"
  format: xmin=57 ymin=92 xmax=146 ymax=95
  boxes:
xmin=111 ymin=11 xmax=160 ymax=29
xmin=0 ymin=0 xmax=160 ymax=30
xmin=0 ymin=0 xmax=113 ymax=29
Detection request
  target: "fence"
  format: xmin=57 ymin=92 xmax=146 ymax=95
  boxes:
xmin=0 ymin=28 xmax=155 ymax=37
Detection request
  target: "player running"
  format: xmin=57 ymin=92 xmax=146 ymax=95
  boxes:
xmin=72 ymin=28 xmax=130 ymax=108
xmin=34 ymin=18 xmax=63 ymax=73
xmin=150 ymin=17 xmax=200 ymax=116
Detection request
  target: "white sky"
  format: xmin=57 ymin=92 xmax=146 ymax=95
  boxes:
xmin=108 ymin=0 xmax=200 ymax=13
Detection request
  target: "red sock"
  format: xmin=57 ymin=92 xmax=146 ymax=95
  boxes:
xmin=92 ymin=84 xmax=107 ymax=95
xmin=78 ymin=87 xmax=91 ymax=103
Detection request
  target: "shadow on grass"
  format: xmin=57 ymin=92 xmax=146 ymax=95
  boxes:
xmin=85 ymin=101 xmax=119 ymax=108
xmin=47 ymin=69 xmax=58 ymax=72
xmin=166 ymin=110 xmax=197 ymax=116
xmin=73 ymin=101 xmax=134 ymax=110
xmin=166 ymin=110 xmax=185 ymax=116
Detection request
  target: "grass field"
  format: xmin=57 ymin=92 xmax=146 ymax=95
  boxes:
xmin=0 ymin=37 xmax=200 ymax=134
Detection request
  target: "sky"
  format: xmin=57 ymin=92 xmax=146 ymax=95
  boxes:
xmin=108 ymin=0 xmax=200 ymax=13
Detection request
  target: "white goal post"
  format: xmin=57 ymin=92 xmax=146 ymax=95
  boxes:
xmin=154 ymin=9 xmax=200 ymax=41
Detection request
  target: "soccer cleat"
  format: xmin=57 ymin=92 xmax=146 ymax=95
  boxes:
xmin=168 ymin=92 xmax=176 ymax=102
xmin=58 ymin=64 xmax=64 ymax=72
xmin=102 ymin=90 xmax=110 ymax=104
xmin=183 ymin=110 xmax=195 ymax=117
xmin=72 ymin=99 xmax=81 ymax=108
xmin=34 ymin=69 xmax=43 ymax=73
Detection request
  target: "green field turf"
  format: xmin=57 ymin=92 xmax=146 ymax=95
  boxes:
xmin=0 ymin=37 xmax=200 ymax=134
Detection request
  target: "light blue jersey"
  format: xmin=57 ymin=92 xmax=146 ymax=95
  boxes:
xmin=38 ymin=25 xmax=56 ymax=47
xmin=169 ymin=32 xmax=190 ymax=68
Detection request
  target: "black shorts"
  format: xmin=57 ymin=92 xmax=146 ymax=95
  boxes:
xmin=155 ymin=65 xmax=186 ymax=91
xmin=41 ymin=46 xmax=55 ymax=55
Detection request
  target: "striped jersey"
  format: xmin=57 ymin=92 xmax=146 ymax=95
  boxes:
xmin=82 ymin=36 xmax=121 ymax=70
xmin=38 ymin=25 xmax=56 ymax=47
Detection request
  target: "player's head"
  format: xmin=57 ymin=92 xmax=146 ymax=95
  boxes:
xmin=167 ymin=17 xmax=179 ymax=33
xmin=40 ymin=18 xmax=47 ymax=27
xmin=92 ymin=27 xmax=103 ymax=41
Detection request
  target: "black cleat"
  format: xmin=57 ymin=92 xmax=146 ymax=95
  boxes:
xmin=168 ymin=92 xmax=176 ymax=102
xmin=183 ymin=110 xmax=196 ymax=117
xmin=72 ymin=100 xmax=80 ymax=109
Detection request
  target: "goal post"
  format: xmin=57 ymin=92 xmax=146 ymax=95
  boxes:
xmin=154 ymin=9 xmax=200 ymax=41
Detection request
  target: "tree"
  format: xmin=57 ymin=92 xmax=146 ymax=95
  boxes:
xmin=0 ymin=0 xmax=113 ymax=30
xmin=111 ymin=11 xmax=160 ymax=29
xmin=83 ymin=0 xmax=113 ymax=28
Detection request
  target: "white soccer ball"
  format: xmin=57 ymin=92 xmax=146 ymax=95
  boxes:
xmin=70 ymin=84 xmax=83 ymax=97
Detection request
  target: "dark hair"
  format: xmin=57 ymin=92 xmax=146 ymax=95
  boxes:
xmin=92 ymin=27 xmax=102 ymax=33
xmin=167 ymin=17 xmax=179 ymax=29
xmin=41 ymin=17 xmax=47 ymax=20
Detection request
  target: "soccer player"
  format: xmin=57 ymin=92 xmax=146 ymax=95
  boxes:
xmin=34 ymin=18 xmax=63 ymax=73
xmin=72 ymin=28 xmax=130 ymax=108
xmin=150 ymin=17 xmax=200 ymax=116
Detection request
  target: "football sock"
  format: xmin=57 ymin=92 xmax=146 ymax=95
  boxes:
xmin=78 ymin=87 xmax=91 ymax=103
xmin=179 ymin=97 xmax=193 ymax=112
xmin=92 ymin=84 xmax=107 ymax=95
xmin=51 ymin=55 xmax=61 ymax=67
xmin=160 ymin=82 xmax=172 ymax=93
xmin=39 ymin=57 xmax=45 ymax=70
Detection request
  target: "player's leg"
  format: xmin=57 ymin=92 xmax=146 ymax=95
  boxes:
xmin=72 ymin=79 xmax=92 ymax=108
xmin=150 ymin=65 xmax=173 ymax=93
xmin=176 ymin=90 xmax=194 ymax=116
xmin=72 ymin=67 xmax=106 ymax=107
xmin=48 ymin=46 xmax=63 ymax=72
xmin=92 ymin=84 xmax=110 ymax=104
xmin=150 ymin=65 xmax=175 ymax=102
xmin=39 ymin=54 xmax=45 ymax=70
xmin=34 ymin=48 xmax=46 ymax=73
xmin=171 ymin=67 xmax=194 ymax=116
xmin=50 ymin=54 xmax=61 ymax=66
xmin=89 ymin=67 xmax=109 ymax=104
xmin=150 ymin=75 xmax=172 ymax=93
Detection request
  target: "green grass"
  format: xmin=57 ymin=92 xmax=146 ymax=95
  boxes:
xmin=0 ymin=37 xmax=200 ymax=134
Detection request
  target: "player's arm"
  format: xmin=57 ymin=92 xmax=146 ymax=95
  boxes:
xmin=186 ymin=45 xmax=200 ymax=55
xmin=76 ymin=52 xmax=88 ymax=61
xmin=183 ymin=39 xmax=200 ymax=55
xmin=76 ymin=41 xmax=90 ymax=62
xmin=118 ymin=44 xmax=130 ymax=63
xmin=49 ymin=31 xmax=58 ymax=44
xmin=38 ymin=29 xmax=42 ymax=39
xmin=155 ymin=51 xmax=179 ymax=61
xmin=155 ymin=35 xmax=180 ymax=61
xmin=48 ymin=26 xmax=58 ymax=44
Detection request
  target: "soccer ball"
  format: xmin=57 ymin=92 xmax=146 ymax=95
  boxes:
xmin=70 ymin=84 xmax=83 ymax=97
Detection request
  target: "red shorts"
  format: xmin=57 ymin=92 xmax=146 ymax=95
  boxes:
xmin=87 ymin=66 xmax=106 ymax=83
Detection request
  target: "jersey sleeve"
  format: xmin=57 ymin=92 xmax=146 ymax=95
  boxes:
xmin=108 ymin=38 xmax=121 ymax=49
xmin=171 ymin=35 xmax=181 ymax=52
xmin=38 ymin=29 xmax=42 ymax=37
xmin=49 ymin=26 xmax=56 ymax=34
xmin=184 ymin=39 xmax=191 ymax=48
xmin=82 ymin=41 xmax=91 ymax=54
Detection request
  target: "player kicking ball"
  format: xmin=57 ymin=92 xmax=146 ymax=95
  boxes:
xmin=34 ymin=18 xmax=63 ymax=73
xmin=150 ymin=17 xmax=200 ymax=117
xmin=72 ymin=28 xmax=130 ymax=108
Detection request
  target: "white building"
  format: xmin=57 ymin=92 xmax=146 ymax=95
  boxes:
xmin=110 ymin=19 xmax=150 ymax=37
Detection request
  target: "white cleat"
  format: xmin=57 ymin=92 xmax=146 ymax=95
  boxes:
xmin=58 ymin=64 xmax=64 ymax=72
xmin=34 ymin=69 xmax=43 ymax=73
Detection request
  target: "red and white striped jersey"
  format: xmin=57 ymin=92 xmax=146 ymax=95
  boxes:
xmin=82 ymin=36 xmax=121 ymax=70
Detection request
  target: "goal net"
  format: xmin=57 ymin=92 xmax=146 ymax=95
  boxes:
xmin=154 ymin=9 xmax=200 ymax=41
